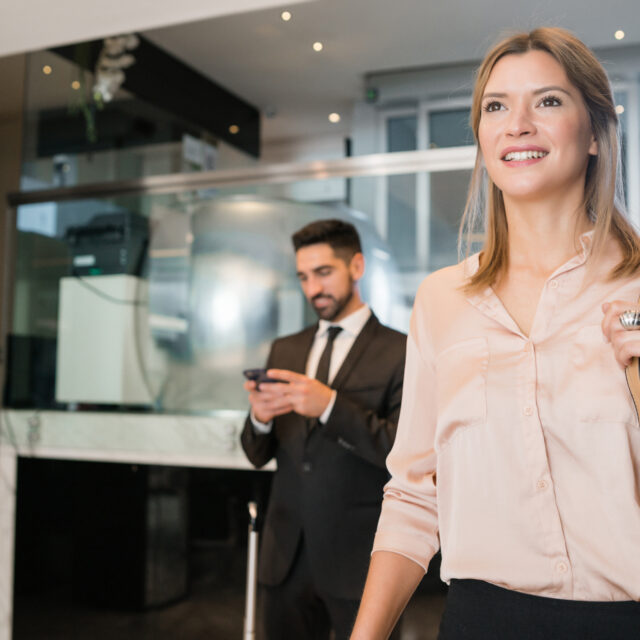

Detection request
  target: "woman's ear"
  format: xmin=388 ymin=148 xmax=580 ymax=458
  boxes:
xmin=588 ymin=133 xmax=598 ymax=156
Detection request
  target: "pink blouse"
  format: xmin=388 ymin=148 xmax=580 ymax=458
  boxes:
xmin=373 ymin=234 xmax=640 ymax=601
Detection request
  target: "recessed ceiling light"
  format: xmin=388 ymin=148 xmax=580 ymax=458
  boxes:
xmin=281 ymin=11 xmax=291 ymax=21
xmin=313 ymin=42 xmax=324 ymax=52
xmin=229 ymin=125 xmax=240 ymax=134
xmin=71 ymin=80 xmax=81 ymax=90
xmin=615 ymin=30 xmax=625 ymax=40
xmin=42 ymin=65 xmax=52 ymax=75
xmin=616 ymin=104 xmax=625 ymax=114
xmin=328 ymin=112 xmax=341 ymax=123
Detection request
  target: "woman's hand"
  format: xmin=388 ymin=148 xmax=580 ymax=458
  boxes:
xmin=601 ymin=301 xmax=640 ymax=368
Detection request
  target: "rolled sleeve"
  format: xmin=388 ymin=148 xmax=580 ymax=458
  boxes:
xmin=373 ymin=291 xmax=440 ymax=570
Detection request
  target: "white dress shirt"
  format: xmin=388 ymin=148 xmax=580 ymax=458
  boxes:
xmin=252 ymin=304 xmax=372 ymax=432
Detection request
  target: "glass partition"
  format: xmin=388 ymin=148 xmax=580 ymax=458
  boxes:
xmin=20 ymin=47 xmax=257 ymax=198
xmin=5 ymin=149 xmax=477 ymax=415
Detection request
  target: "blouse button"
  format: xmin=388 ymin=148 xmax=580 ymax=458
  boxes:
xmin=523 ymin=406 xmax=534 ymax=416
xmin=536 ymin=479 xmax=548 ymax=491
xmin=556 ymin=561 xmax=568 ymax=574
xmin=549 ymin=280 xmax=559 ymax=290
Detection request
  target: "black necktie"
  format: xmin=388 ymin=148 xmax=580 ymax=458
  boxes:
xmin=315 ymin=326 xmax=343 ymax=385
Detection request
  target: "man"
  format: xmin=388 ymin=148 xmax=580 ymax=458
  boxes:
xmin=241 ymin=219 xmax=406 ymax=639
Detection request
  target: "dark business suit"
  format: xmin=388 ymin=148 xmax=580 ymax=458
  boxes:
xmin=241 ymin=313 xmax=406 ymax=638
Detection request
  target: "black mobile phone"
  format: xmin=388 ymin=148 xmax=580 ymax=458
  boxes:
xmin=243 ymin=368 xmax=288 ymax=385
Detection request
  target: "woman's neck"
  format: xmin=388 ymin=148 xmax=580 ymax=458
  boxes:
xmin=503 ymin=196 xmax=592 ymax=278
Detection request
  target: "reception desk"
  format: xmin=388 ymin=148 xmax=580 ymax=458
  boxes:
xmin=0 ymin=409 xmax=270 ymax=640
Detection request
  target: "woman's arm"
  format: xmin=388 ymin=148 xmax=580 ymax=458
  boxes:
xmin=352 ymin=281 xmax=439 ymax=638
xmin=350 ymin=551 xmax=425 ymax=640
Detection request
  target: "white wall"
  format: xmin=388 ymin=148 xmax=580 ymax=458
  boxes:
xmin=261 ymin=134 xmax=345 ymax=164
xmin=261 ymin=133 xmax=347 ymax=202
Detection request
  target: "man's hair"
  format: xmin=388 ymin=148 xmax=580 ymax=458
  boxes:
xmin=291 ymin=219 xmax=362 ymax=259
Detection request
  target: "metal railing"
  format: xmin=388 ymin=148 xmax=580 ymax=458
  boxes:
xmin=7 ymin=146 xmax=477 ymax=205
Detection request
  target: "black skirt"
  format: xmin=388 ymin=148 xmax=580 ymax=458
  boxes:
xmin=437 ymin=579 xmax=640 ymax=640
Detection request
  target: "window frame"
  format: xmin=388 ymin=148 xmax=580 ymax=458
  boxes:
xmin=379 ymin=97 xmax=474 ymax=277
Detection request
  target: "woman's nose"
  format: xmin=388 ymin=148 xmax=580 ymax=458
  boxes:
xmin=506 ymin=105 xmax=535 ymax=137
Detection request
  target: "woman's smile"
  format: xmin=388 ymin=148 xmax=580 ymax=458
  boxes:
xmin=500 ymin=145 xmax=549 ymax=165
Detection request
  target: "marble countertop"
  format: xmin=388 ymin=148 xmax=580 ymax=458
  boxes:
xmin=0 ymin=409 xmax=274 ymax=470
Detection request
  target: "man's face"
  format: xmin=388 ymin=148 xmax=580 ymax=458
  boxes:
xmin=295 ymin=243 xmax=363 ymax=322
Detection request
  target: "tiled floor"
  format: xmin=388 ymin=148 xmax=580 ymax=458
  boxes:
xmin=13 ymin=543 xmax=447 ymax=639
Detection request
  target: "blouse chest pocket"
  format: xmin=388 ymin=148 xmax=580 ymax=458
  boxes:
xmin=435 ymin=337 xmax=488 ymax=448
xmin=571 ymin=325 xmax=638 ymax=426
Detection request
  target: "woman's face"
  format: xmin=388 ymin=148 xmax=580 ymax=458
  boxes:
xmin=478 ymin=49 xmax=597 ymax=205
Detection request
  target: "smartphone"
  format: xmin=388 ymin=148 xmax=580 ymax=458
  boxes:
xmin=243 ymin=368 xmax=288 ymax=385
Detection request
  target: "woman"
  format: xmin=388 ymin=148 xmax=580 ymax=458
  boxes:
xmin=351 ymin=27 xmax=640 ymax=639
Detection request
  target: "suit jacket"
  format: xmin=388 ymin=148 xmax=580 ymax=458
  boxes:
xmin=241 ymin=313 xmax=406 ymax=600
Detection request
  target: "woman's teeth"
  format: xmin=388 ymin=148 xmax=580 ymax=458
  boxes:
xmin=504 ymin=150 xmax=548 ymax=161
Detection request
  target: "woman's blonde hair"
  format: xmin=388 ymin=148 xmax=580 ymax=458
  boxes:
xmin=460 ymin=26 xmax=640 ymax=293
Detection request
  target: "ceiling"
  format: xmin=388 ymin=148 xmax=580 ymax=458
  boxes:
xmin=2 ymin=0 xmax=639 ymax=149
xmin=144 ymin=0 xmax=640 ymax=144
xmin=0 ymin=0 xmax=312 ymax=59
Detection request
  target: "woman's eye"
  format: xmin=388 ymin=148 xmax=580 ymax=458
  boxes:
xmin=540 ymin=95 xmax=561 ymax=107
xmin=483 ymin=101 xmax=503 ymax=113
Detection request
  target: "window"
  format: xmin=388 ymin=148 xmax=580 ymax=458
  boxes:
xmin=386 ymin=115 xmax=418 ymax=270
xmin=380 ymin=100 xmax=475 ymax=279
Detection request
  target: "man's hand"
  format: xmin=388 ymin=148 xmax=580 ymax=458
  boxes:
xmin=244 ymin=378 xmax=294 ymax=424
xmin=602 ymin=301 xmax=640 ymax=368
xmin=263 ymin=369 xmax=334 ymax=418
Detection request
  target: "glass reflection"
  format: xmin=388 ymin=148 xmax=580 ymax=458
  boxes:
xmin=148 ymin=195 xmax=405 ymax=413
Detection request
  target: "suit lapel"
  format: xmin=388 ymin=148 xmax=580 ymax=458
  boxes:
xmin=331 ymin=314 xmax=379 ymax=389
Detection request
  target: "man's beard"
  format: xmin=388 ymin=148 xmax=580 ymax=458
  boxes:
xmin=311 ymin=288 xmax=354 ymax=321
